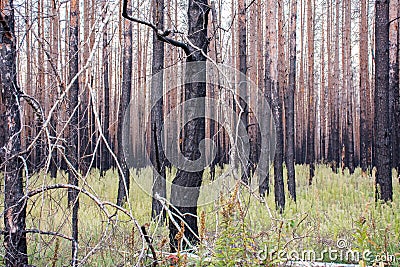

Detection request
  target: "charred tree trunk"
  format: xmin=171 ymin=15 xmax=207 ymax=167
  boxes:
xmin=151 ymin=0 xmax=167 ymax=221
xmin=49 ymin=0 xmax=59 ymax=179
xmin=67 ymin=0 xmax=80 ymax=264
xmin=306 ymin=0 xmax=315 ymax=184
xmin=260 ymin=0 xmax=273 ymax=197
xmin=116 ymin=10 xmax=133 ymax=206
xmin=1 ymin=1 xmax=28 ymax=265
xmin=296 ymin=0 xmax=306 ymax=164
xmin=327 ymin=0 xmax=333 ymax=163
xmin=331 ymin=0 xmax=341 ymax=172
xmin=359 ymin=0 xmax=370 ymax=176
xmin=169 ymin=0 xmax=209 ymax=251
xmin=389 ymin=0 xmax=399 ymax=176
xmin=238 ymin=0 xmax=251 ymax=184
xmin=271 ymin=81 xmax=285 ymax=212
xmin=286 ymin=0 xmax=297 ymax=201
xmin=345 ymin=0 xmax=354 ymax=174
xmin=101 ymin=0 xmax=111 ymax=175
xmin=209 ymin=0 xmax=221 ymax=180
xmin=374 ymin=0 xmax=392 ymax=202
xmin=320 ymin=12 xmax=326 ymax=162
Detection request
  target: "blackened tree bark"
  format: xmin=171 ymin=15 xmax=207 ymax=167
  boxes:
xmin=271 ymin=81 xmax=285 ymax=212
xmin=374 ymin=0 xmax=392 ymax=202
xmin=116 ymin=9 xmax=133 ymax=206
xmin=150 ymin=0 xmax=166 ymax=221
xmin=101 ymin=0 xmax=111 ymax=175
xmin=169 ymin=0 xmax=210 ymax=251
xmin=359 ymin=0 xmax=370 ymax=176
xmin=327 ymin=0 xmax=332 ymax=164
xmin=49 ymin=0 xmax=59 ymax=179
xmin=260 ymin=0 xmax=273 ymax=198
xmin=67 ymin=0 xmax=80 ymax=264
xmin=286 ymin=0 xmax=297 ymax=201
xmin=209 ymin=0 xmax=220 ymax=180
xmin=331 ymin=0 xmax=340 ymax=172
xmin=122 ymin=0 xmax=209 ymax=251
xmin=344 ymin=0 xmax=355 ymax=174
xmin=306 ymin=0 xmax=315 ymax=184
xmin=238 ymin=0 xmax=251 ymax=184
xmin=0 ymin=1 xmax=28 ymax=265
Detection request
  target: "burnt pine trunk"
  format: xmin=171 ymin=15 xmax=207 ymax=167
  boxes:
xmin=271 ymin=81 xmax=285 ymax=212
xmin=238 ymin=0 xmax=251 ymax=184
xmin=345 ymin=0 xmax=355 ymax=174
xmin=395 ymin=3 xmax=400 ymax=176
xmin=286 ymin=0 xmax=297 ymax=201
xmin=151 ymin=0 xmax=167 ymax=221
xmin=209 ymin=0 xmax=220 ymax=180
xmin=359 ymin=0 xmax=370 ymax=176
xmin=374 ymin=0 xmax=392 ymax=202
xmin=389 ymin=0 xmax=399 ymax=175
xmin=260 ymin=0 xmax=273 ymax=197
xmin=0 ymin=1 xmax=28 ymax=265
xmin=67 ymin=0 xmax=80 ymax=264
xmin=331 ymin=0 xmax=341 ymax=172
xmin=116 ymin=11 xmax=133 ymax=206
xmin=101 ymin=0 xmax=111 ymax=175
xmin=326 ymin=0 xmax=332 ymax=163
xmin=50 ymin=0 xmax=59 ymax=179
xmin=306 ymin=0 xmax=315 ymax=184
xmin=169 ymin=0 xmax=210 ymax=251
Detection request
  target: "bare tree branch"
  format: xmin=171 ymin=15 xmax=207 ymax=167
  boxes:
xmin=121 ymin=0 xmax=191 ymax=56
xmin=388 ymin=16 xmax=400 ymax=25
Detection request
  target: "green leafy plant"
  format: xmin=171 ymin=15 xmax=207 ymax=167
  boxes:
xmin=211 ymin=183 xmax=257 ymax=267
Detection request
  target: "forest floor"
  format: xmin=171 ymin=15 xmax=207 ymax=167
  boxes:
xmin=1 ymin=164 xmax=399 ymax=266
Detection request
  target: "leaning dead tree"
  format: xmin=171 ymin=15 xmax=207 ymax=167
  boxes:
xmin=0 ymin=1 xmax=28 ymax=265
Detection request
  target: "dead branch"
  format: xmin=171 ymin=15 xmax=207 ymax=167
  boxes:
xmin=141 ymin=225 xmax=158 ymax=267
xmin=121 ymin=0 xmax=191 ymax=56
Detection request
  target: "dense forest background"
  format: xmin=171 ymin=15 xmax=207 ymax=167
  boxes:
xmin=0 ymin=0 xmax=399 ymax=266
